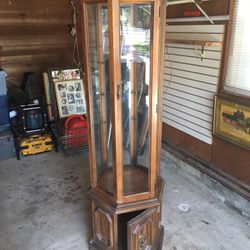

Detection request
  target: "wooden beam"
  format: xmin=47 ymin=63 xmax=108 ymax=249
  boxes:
xmin=97 ymin=4 xmax=108 ymax=168
xmin=149 ymin=0 xmax=161 ymax=197
xmin=156 ymin=1 xmax=167 ymax=176
xmin=80 ymin=3 xmax=97 ymax=187
xmin=166 ymin=39 xmax=222 ymax=47
xmin=218 ymin=0 xmax=234 ymax=94
xmin=107 ymin=0 xmax=123 ymax=203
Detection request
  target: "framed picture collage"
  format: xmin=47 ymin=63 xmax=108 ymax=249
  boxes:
xmin=43 ymin=68 xmax=87 ymax=120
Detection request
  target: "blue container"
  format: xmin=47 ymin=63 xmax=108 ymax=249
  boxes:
xmin=0 ymin=132 xmax=15 ymax=161
xmin=0 ymin=71 xmax=7 ymax=96
xmin=0 ymin=124 xmax=10 ymax=133
xmin=0 ymin=95 xmax=9 ymax=125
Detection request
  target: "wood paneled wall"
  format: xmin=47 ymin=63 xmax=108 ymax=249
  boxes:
xmin=163 ymin=0 xmax=250 ymax=189
xmin=0 ymin=0 xmax=75 ymax=92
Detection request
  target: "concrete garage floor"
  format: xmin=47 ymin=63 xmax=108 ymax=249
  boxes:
xmin=0 ymin=151 xmax=249 ymax=250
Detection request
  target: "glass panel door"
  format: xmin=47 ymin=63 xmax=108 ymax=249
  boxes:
xmin=120 ymin=3 xmax=153 ymax=196
xmin=86 ymin=3 xmax=114 ymax=194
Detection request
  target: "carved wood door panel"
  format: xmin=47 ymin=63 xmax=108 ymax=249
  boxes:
xmin=127 ymin=207 xmax=160 ymax=250
xmin=93 ymin=207 xmax=114 ymax=249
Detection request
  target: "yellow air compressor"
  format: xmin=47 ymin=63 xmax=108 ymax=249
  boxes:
xmin=20 ymin=134 xmax=53 ymax=156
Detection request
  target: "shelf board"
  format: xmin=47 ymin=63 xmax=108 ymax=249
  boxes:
xmin=166 ymin=39 xmax=222 ymax=46
xmin=97 ymin=165 xmax=149 ymax=196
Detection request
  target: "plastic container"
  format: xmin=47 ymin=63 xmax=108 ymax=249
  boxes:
xmin=64 ymin=115 xmax=88 ymax=151
xmin=0 ymin=95 xmax=9 ymax=125
xmin=0 ymin=71 xmax=7 ymax=96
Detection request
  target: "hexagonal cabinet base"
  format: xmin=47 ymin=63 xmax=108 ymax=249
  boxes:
xmin=88 ymin=177 xmax=165 ymax=250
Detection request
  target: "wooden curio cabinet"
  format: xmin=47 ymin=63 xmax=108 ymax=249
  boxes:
xmin=79 ymin=0 xmax=166 ymax=249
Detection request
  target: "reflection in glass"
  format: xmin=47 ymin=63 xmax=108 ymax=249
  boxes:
xmin=87 ymin=4 xmax=113 ymax=194
xmin=120 ymin=4 xmax=152 ymax=196
xmin=87 ymin=3 xmax=152 ymax=197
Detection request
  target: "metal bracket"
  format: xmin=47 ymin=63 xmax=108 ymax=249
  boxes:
xmin=194 ymin=44 xmax=205 ymax=61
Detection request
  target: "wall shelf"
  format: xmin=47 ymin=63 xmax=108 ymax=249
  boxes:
xmin=166 ymin=39 xmax=222 ymax=46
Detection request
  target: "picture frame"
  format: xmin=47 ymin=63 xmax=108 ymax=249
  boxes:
xmin=50 ymin=68 xmax=81 ymax=82
xmin=54 ymin=79 xmax=87 ymax=118
xmin=43 ymin=72 xmax=55 ymax=121
xmin=213 ymin=96 xmax=250 ymax=149
xmin=45 ymin=67 xmax=86 ymax=120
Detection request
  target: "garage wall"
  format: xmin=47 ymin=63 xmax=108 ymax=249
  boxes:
xmin=163 ymin=24 xmax=224 ymax=145
xmin=163 ymin=0 xmax=250 ymax=190
xmin=0 ymin=0 xmax=75 ymax=91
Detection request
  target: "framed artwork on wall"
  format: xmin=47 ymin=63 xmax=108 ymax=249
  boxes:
xmin=214 ymin=96 xmax=250 ymax=149
xmin=54 ymin=79 xmax=87 ymax=118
